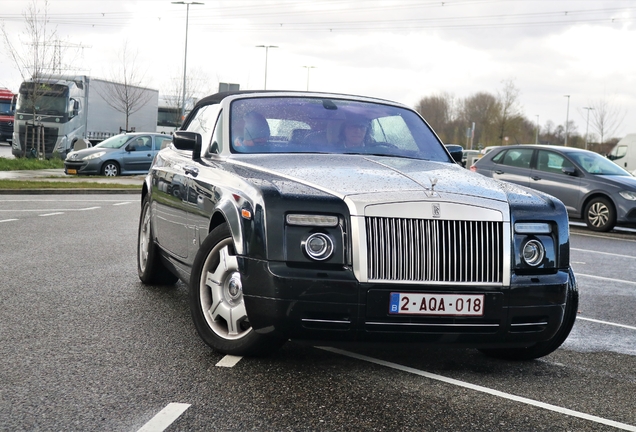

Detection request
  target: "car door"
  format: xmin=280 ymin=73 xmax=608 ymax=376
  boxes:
xmin=528 ymin=150 xmax=581 ymax=215
xmin=489 ymin=148 xmax=533 ymax=188
xmin=121 ymin=135 xmax=154 ymax=172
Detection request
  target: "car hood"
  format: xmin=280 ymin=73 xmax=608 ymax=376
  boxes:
xmin=229 ymin=154 xmax=509 ymax=203
xmin=595 ymin=174 xmax=636 ymax=189
xmin=67 ymin=146 xmax=117 ymax=160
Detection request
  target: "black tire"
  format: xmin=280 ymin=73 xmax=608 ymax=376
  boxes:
xmin=189 ymin=223 xmax=286 ymax=356
xmin=101 ymin=161 xmax=120 ymax=176
xmin=584 ymin=197 xmax=616 ymax=232
xmin=137 ymin=195 xmax=179 ymax=285
xmin=479 ymin=267 xmax=578 ymax=361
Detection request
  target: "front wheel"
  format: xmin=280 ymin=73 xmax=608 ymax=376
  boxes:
xmin=102 ymin=161 xmax=120 ymax=176
xmin=584 ymin=197 xmax=615 ymax=232
xmin=189 ymin=223 xmax=285 ymax=356
xmin=479 ymin=268 xmax=578 ymax=361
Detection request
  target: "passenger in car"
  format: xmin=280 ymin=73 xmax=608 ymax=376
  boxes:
xmin=234 ymin=111 xmax=270 ymax=147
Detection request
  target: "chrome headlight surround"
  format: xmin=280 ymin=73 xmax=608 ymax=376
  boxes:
xmin=284 ymin=213 xmax=345 ymax=264
xmin=513 ymin=222 xmax=554 ymax=272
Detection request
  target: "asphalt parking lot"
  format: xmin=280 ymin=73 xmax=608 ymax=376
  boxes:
xmin=0 ymin=194 xmax=635 ymax=431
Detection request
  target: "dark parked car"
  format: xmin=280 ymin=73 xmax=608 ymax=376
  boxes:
xmin=64 ymin=132 xmax=173 ymax=176
xmin=471 ymin=144 xmax=636 ymax=232
xmin=137 ymin=91 xmax=577 ymax=360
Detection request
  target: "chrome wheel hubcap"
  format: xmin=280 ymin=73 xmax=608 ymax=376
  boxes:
xmin=588 ymin=202 xmax=609 ymax=228
xmin=200 ymin=241 xmax=250 ymax=340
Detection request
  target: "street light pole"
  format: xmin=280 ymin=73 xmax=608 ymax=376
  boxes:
xmin=172 ymin=1 xmax=204 ymax=121
xmin=535 ymin=115 xmax=539 ymax=144
xmin=564 ymin=95 xmax=570 ymax=146
xmin=583 ymin=106 xmax=594 ymax=150
xmin=256 ymin=45 xmax=278 ymax=89
xmin=302 ymin=66 xmax=316 ymax=91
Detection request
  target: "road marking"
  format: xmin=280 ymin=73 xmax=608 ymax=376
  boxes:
xmin=320 ymin=347 xmax=636 ymax=432
xmin=578 ymin=317 xmax=636 ymax=331
xmin=113 ymin=202 xmax=132 ymax=206
xmin=0 ymin=219 xmax=18 ymax=223
xmin=576 ymin=273 xmax=636 ymax=286
xmin=0 ymin=206 xmax=101 ymax=212
xmin=39 ymin=212 xmax=64 ymax=217
xmin=216 ymin=355 xmax=243 ymax=367
xmin=137 ymin=402 xmax=191 ymax=432
xmin=572 ymin=248 xmax=636 ymax=259
xmin=570 ymin=230 xmax=636 ymax=242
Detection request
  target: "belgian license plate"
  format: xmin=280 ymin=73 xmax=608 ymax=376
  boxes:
xmin=67 ymin=169 xmax=77 ymax=175
xmin=389 ymin=292 xmax=484 ymax=316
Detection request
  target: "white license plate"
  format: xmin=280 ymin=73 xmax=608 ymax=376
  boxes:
xmin=389 ymin=292 xmax=484 ymax=316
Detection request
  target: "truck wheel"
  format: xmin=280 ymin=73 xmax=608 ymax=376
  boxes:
xmin=479 ymin=267 xmax=578 ymax=361
xmin=584 ymin=197 xmax=615 ymax=232
xmin=137 ymin=195 xmax=179 ymax=285
xmin=189 ymin=223 xmax=286 ymax=356
xmin=102 ymin=161 xmax=120 ymax=176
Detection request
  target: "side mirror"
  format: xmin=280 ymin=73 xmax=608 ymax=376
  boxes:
xmin=445 ymin=144 xmax=463 ymax=164
xmin=562 ymin=166 xmax=577 ymax=176
xmin=172 ymin=131 xmax=202 ymax=160
xmin=125 ymin=143 xmax=135 ymax=152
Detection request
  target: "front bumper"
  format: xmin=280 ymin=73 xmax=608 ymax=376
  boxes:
xmin=64 ymin=160 xmax=101 ymax=175
xmin=239 ymin=257 xmax=568 ymax=348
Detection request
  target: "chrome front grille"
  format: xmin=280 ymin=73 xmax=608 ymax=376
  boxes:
xmin=366 ymin=217 xmax=503 ymax=283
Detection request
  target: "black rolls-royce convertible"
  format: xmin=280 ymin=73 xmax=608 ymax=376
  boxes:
xmin=137 ymin=91 xmax=577 ymax=360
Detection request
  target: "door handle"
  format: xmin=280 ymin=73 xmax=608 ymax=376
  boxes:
xmin=531 ymin=176 xmax=541 ymax=181
xmin=495 ymin=170 xmax=504 ymax=175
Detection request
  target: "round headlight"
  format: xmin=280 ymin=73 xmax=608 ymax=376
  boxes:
xmin=303 ymin=233 xmax=334 ymax=261
xmin=522 ymin=239 xmax=545 ymax=266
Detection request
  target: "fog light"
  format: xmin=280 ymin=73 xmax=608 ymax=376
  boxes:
xmin=522 ymin=239 xmax=545 ymax=266
xmin=303 ymin=233 xmax=334 ymax=261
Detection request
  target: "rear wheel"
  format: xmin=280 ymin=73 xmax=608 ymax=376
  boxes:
xmin=479 ymin=267 xmax=578 ymax=361
xmin=102 ymin=161 xmax=120 ymax=176
xmin=584 ymin=197 xmax=615 ymax=232
xmin=189 ymin=223 xmax=285 ymax=356
xmin=137 ymin=195 xmax=179 ymax=285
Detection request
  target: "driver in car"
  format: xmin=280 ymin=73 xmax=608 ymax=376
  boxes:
xmin=234 ymin=111 xmax=270 ymax=148
xmin=338 ymin=114 xmax=371 ymax=148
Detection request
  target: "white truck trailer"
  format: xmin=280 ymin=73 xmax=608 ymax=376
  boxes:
xmin=12 ymin=75 xmax=158 ymax=158
xmin=608 ymin=134 xmax=636 ymax=176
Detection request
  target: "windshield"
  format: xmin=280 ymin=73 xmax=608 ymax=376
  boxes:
xmin=95 ymin=134 xmax=134 ymax=149
xmin=0 ymin=101 xmax=13 ymax=115
xmin=17 ymin=83 xmax=69 ymax=116
xmin=569 ymin=151 xmax=632 ymax=176
xmin=229 ymin=96 xmax=449 ymax=161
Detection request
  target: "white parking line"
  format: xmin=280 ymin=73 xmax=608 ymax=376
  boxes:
xmin=137 ymin=402 xmax=191 ymax=432
xmin=39 ymin=212 xmax=64 ymax=217
xmin=320 ymin=347 xmax=636 ymax=431
xmin=0 ymin=218 xmax=18 ymax=223
xmin=576 ymin=273 xmax=636 ymax=286
xmin=0 ymin=207 xmax=101 ymax=212
xmin=578 ymin=317 xmax=636 ymax=331
xmin=113 ymin=202 xmax=132 ymax=206
xmin=571 ymin=248 xmax=636 ymax=259
xmin=216 ymin=355 xmax=243 ymax=367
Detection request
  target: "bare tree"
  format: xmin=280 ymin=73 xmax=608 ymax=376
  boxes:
xmin=97 ymin=41 xmax=153 ymax=131
xmin=459 ymin=92 xmax=499 ymax=148
xmin=2 ymin=0 xmax=57 ymax=157
xmin=160 ymin=67 xmax=210 ymax=126
xmin=589 ymin=96 xmax=626 ymax=146
xmin=494 ymin=80 xmax=524 ymax=146
xmin=415 ymin=92 xmax=460 ymax=143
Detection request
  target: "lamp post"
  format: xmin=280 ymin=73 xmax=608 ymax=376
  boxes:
xmin=535 ymin=115 xmax=539 ymax=144
xmin=564 ymin=95 xmax=570 ymax=146
xmin=302 ymin=66 xmax=316 ymax=91
xmin=172 ymin=1 xmax=204 ymax=121
xmin=256 ymin=45 xmax=278 ymax=89
xmin=583 ymin=106 xmax=594 ymax=150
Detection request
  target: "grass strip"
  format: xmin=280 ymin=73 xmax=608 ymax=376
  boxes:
xmin=0 ymin=158 xmax=65 ymax=171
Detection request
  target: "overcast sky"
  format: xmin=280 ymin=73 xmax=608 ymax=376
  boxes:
xmin=1 ymin=0 xmax=635 ymax=141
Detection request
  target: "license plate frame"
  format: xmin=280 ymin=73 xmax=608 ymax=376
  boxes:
xmin=67 ymin=169 xmax=77 ymax=175
xmin=389 ymin=292 xmax=485 ymax=316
